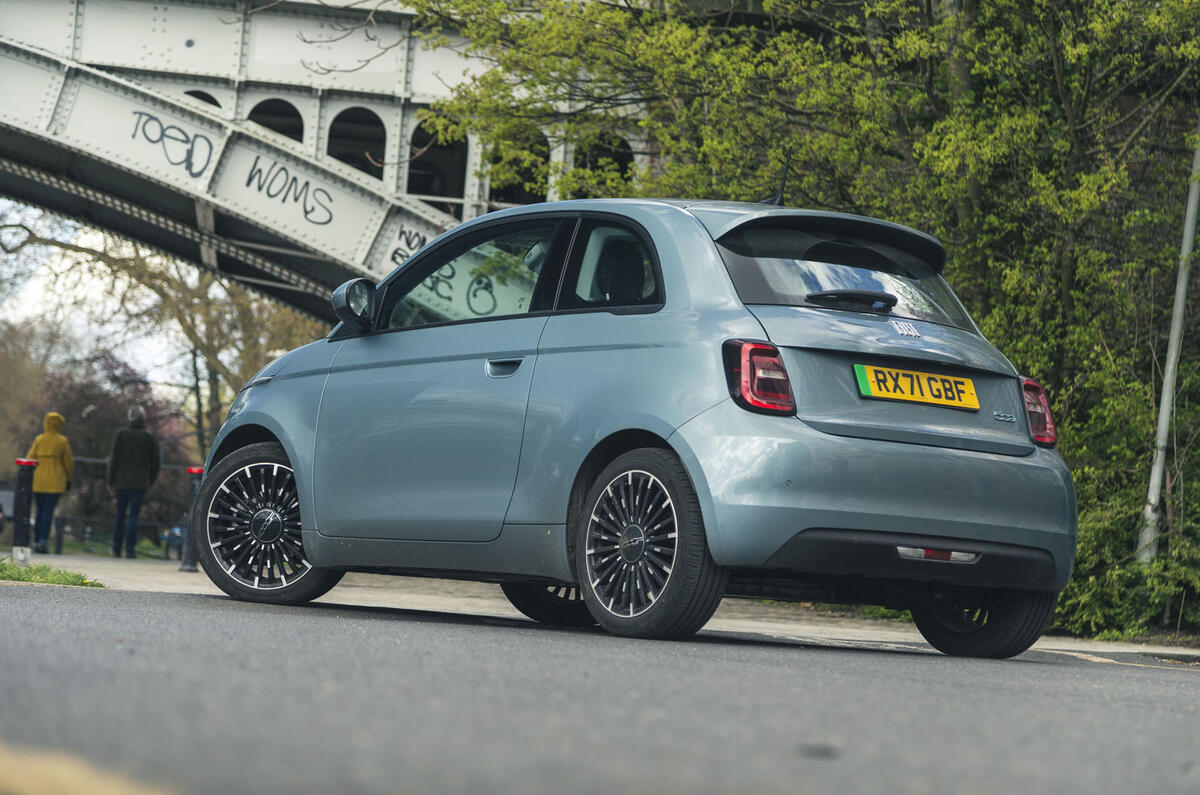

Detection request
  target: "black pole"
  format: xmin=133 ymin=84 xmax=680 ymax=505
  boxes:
xmin=179 ymin=466 xmax=202 ymax=572
xmin=54 ymin=515 xmax=64 ymax=555
xmin=12 ymin=458 xmax=36 ymax=564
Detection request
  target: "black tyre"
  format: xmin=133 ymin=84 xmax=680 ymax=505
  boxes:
xmin=194 ymin=442 xmax=343 ymax=605
xmin=574 ymin=448 xmax=726 ymax=639
xmin=911 ymin=589 xmax=1057 ymax=659
xmin=501 ymin=583 xmax=597 ymax=627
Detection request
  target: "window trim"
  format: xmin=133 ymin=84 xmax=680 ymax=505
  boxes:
xmin=550 ymin=211 xmax=666 ymax=316
xmin=367 ymin=215 xmax=578 ymax=336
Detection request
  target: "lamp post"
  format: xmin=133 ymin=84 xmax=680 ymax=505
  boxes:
xmin=1137 ymin=120 xmax=1200 ymax=563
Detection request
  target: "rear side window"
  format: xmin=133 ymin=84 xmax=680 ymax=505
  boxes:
xmin=557 ymin=220 xmax=661 ymax=310
xmin=717 ymin=226 xmax=973 ymax=330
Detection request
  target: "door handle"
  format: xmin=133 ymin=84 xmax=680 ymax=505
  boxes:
xmin=485 ymin=357 xmax=523 ymax=378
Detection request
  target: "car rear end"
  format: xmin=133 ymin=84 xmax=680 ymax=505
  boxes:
xmin=669 ymin=208 xmax=1076 ymax=651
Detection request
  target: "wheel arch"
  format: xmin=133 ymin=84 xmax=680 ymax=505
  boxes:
xmin=566 ymin=430 xmax=671 ymax=532
xmin=563 ymin=427 xmax=717 ymax=578
xmin=204 ymin=413 xmax=319 ymax=534
xmin=210 ymin=423 xmax=283 ymax=468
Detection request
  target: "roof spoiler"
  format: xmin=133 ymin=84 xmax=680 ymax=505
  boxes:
xmin=710 ymin=210 xmax=946 ymax=274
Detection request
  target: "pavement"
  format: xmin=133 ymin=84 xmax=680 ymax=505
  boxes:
xmin=28 ymin=552 xmax=1200 ymax=663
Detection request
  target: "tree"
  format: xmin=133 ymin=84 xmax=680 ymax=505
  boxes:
xmin=35 ymin=350 xmax=193 ymax=530
xmin=1 ymin=212 xmax=329 ymax=544
xmin=403 ymin=0 xmax=1200 ymax=633
xmin=0 ymin=200 xmax=69 ymax=304
xmin=0 ymin=324 xmax=192 ymax=543
xmin=0 ymin=320 xmax=52 ymax=483
xmin=0 ymin=214 xmax=329 ymax=452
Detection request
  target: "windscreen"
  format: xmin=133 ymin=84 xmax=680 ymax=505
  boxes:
xmin=717 ymin=226 xmax=974 ymax=330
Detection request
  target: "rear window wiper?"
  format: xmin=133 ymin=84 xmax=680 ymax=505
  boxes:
xmin=806 ymin=289 xmax=899 ymax=312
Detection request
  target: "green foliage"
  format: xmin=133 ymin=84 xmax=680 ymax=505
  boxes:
xmin=0 ymin=561 xmax=103 ymax=587
xmin=470 ymin=248 xmax=531 ymax=287
xmin=411 ymin=0 xmax=1200 ymax=634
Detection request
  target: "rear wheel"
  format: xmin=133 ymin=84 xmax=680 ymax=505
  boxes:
xmin=500 ymin=583 xmax=596 ymax=627
xmin=911 ymin=589 xmax=1057 ymax=658
xmin=195 ymin=442 xmax=342 ymax=605
xmin=574 ymin=448 xmax=726 ymax=639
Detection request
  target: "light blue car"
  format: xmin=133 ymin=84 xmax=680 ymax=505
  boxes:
xmin=194 ymin=199 xmax=1076 ymax=658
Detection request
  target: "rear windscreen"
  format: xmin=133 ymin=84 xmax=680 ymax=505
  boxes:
xmin=717 ymin=226 xmax=974 ymax=330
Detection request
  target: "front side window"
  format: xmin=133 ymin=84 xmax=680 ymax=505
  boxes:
xmin=717 ymin=226 xmax=973 ymax=330
xmin=558 ymin=221 xmax=660 ymax=310
xmin=381 ymin=221 xmax=561 ymax=330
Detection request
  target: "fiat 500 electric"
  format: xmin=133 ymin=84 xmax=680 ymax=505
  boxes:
xmin=194 ymin=199 xmax=1076 ymax=658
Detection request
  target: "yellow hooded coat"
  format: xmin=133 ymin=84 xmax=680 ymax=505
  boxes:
xmin=26 ymin=412 xmax=75 ymax=494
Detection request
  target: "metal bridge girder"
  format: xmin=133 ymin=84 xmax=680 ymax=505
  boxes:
xmin=0 ymin=4 xmax=473 ymax=318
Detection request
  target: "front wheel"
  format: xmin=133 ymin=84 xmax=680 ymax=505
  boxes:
xmin=911 ymin=589 xmax=1057 ymax=658
xmin=574 ymin=448 xmax=726 ymax=639
xmin=195 ymin=442 xmax=343 ymax=605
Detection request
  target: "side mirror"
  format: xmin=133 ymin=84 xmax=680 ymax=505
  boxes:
xmin=331 ymin=278 xmax=376 ymax=330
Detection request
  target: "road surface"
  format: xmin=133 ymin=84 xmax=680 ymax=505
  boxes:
xmin=1 ymin=584 xmax=1198 ymax=794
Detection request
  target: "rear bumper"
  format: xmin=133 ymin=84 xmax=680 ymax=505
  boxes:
xmin=669 ymin=399 xmax=1077 ymax=591
xmin=761 ymin=529 xmax=1057 ymax=591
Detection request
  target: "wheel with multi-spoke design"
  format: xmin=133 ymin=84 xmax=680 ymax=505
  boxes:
xmin=574 ymin=448 xmax=726 ymax=639
xmin=911 ymin=588 xmax=1057 ymax=658
xmin=500 ymin=583 xmax=596 ymax=627
xmin=194 ymin=442 xmax=342 ymax=605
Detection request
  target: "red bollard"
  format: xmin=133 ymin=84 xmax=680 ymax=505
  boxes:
xmin=11 ymin=458 xmax=37 ymax=565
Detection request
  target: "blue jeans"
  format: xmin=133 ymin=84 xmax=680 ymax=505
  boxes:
xmin=114 ymin=489 xmax=146 ymax=556
xmin=33 ymin=492 xmax=60 ymax=546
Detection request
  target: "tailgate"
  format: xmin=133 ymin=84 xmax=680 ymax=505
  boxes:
xmin=750 ymin=305 xmax=1035 ymax=456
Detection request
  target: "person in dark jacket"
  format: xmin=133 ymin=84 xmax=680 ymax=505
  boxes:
xmin=26 ymin=411 xmax=74 ymax=554
xmin=107 ymin=405 xmax=160 ymax=558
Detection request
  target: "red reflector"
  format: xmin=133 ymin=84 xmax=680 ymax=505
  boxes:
xmin=923 ymin=548 xmax=952 ymax=561
xmin=14 ymin=458 xmax=37 ymax=467
xmin=724 ymin=340 xmax=796 ymax=415
xmin=1021 ymin=378 xmax=1057 ymax=446
xmin=187 ymin=467 xmax=204 ymax=475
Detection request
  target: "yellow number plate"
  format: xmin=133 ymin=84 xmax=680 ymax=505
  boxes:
xmin=854 ymin=364 xmax=979 ymax=410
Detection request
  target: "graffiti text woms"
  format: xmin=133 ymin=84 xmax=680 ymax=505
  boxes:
xmin=130 ymin=110 xmax=213 ymax=178
xmin=245 ymin=155 xmax=334 ymax=226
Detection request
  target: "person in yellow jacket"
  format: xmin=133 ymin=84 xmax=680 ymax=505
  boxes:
xmin=26 ymin=411 xmax=74 ymax=554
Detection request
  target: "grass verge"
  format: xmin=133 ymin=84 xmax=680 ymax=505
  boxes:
xmin=0 ymin=560 xmax=103 ymax=587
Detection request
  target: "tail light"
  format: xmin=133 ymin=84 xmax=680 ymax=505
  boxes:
xmin=1021 ymin=378 xmax=1057 ymax=446
xmin=723 ymin=340 xmax=796 ymax=415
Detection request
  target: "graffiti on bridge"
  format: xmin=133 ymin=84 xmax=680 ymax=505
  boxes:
xmin=420 ymin=263 xmax=497 ymax=317
xmin=244 ymin=154 xmax=334 ymax=226
xmin=423 ymin=263 xmax=455 ymax=299
xmin=467 ymin=277 xmax=496 ymax=316
xmin=390 ymin=225 xmax=428 ymax=266
xmin=130 ymin=110 xmax=213 ymax=178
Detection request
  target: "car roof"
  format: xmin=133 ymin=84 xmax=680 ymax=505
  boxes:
xmin=480 ymin=199 xmax=946 ymax=273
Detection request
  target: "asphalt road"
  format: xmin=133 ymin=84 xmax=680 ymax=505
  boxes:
xmin=2 ymin=585 xmax=1198 ymax=795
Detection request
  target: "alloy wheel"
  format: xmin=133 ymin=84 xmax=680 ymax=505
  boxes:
xmin=206 ymin=462 xmax=311 ymax=590
xmin=546 ymin=585 xmax=582 ymax=602
xmin=584 ymin=469 xmax=678 ymax=617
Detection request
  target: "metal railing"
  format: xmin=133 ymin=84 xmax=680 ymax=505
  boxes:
xmin=49 ymin=514 xmax=185 ymax=559
xmin=7 ymin=459 xmax=203 ymax=569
